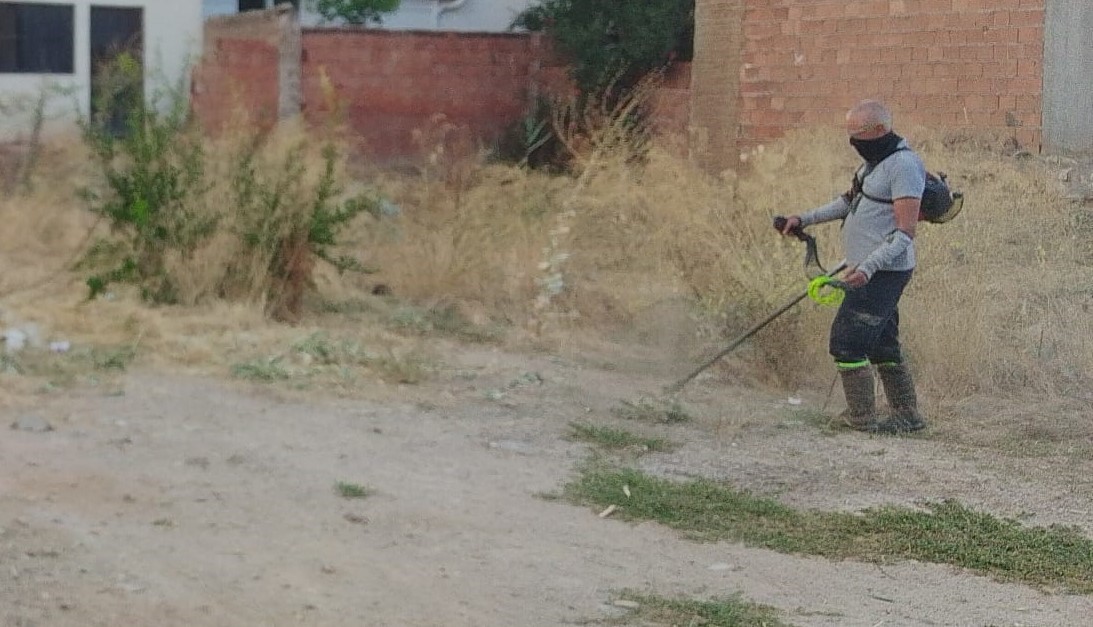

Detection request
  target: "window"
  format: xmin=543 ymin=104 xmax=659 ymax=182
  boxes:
xmin=238 ymin=0 xmax=301 ymax=11
xmin=90 ymin=6 xmax=143 ymax=137
xmin=0 ymin=2 xmax=75 ymax=74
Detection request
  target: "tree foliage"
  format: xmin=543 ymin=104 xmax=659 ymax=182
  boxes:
xmin=309 ymin=0 xmax=401 ymax=25
xmin=513 ymin=0 xmax=694 ymax=97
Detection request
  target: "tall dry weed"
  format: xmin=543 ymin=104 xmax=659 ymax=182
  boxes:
xmin=4 ymin=81 xmax=1089 ymax=403
xmin=721 ymin=125 xmax=1093 ymax=396
xmin=363 ymin=109 xmax=1093 ymax=397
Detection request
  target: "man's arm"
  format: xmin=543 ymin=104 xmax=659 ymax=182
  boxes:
xmin=848 ymin=196 xmax=919 ymax=284
xmin=798 ymin=196 xmax=851 ymax=227
xmin=892 ymin=197 xmax=919 ymax=238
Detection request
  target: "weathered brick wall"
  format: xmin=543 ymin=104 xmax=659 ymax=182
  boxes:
xmin=736 ymin=0 xmax=1046 ymax=153
xmin=300 ymin=29 xmax=550 ymax=161
xmin=192 ymin=9 xmax=285 ymax=132
xmin=691 ymin=0 xmax=746 ymax=173
xmin=193 ymin=10 xmax=692 ymax=163
xmin=650 ymin=63 xmax=694 ymax=143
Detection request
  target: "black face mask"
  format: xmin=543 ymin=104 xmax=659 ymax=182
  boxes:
xmin=849 ymin=131 xmax=902 ymax=165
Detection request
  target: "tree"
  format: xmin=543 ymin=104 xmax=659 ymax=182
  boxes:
xmin=309 ymin=0 xmax=401 ymax=25
xmin=513 ymin=0 xmax=694 ymax=97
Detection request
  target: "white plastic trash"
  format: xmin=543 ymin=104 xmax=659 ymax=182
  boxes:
xmin=3 ymin=329 xmax=27 ymax=353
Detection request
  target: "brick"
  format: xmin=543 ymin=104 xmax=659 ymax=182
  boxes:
xmin=982 ymin=59 xmax=1019 ymax=77
xmin=1017 ymin=26 xmax=1043 ymax=44
xmin=963 ymin=93 xmax=999 ymax=110
xmin=1017 ymin=59 xmax=1041 ymax=78
xmin=956 ymin=77 xmax=995 ymax=94
xmin=1014 ymin=94 xmax=1040 ymax=111
xmin=1009 ymin=8 xmax=1044 ymax=26
xmin=1012 ymin=128 xmax=1040 ymax=152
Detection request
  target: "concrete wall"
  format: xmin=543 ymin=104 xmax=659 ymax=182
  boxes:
xmin=204 ymin=0 xmax=535 ymax=32
xmin=0 ymin=0 xmax=203 ymax=139
xmin=1042 ymin=0 xmax=1093 ymax=155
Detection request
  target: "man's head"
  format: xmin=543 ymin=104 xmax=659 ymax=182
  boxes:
xmin=846 ymin=100 xmax=892 ymax=140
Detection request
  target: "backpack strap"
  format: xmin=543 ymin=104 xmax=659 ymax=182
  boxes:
xmin=847 ymin=147 xmax=913 ymax=206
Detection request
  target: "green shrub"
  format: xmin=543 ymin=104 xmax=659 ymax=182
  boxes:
xmin=82 ymin=56 xmax=379 ymax=321
xmin=513 ymin=0 xmax=694 ymax=97
xmin=309 ymin=0 xmax=400 ymax=24
xmin=82 ymin=54 xmax=215 ymax=303
xmin=495 ymin=97 xmax=567 ymax=171
xmin=227 ymin=140 xmax=380 ymax=322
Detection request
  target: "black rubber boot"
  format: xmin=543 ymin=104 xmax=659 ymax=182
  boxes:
xmin=873 ymin=363 xmax=927 ymax=434
xmin=838 ymin=366 xmax=877 ymax=430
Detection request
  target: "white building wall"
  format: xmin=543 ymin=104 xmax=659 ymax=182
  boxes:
xmin=204 ymin=0 xmax=534 ymax=32
xmin=369 ymin=0 xmax=533 ymax=31
xmin=0 ymin=0 xmax=203 ymax=138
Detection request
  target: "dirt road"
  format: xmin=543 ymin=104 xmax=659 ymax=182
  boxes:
xmin=3 ymin=344 xmax=1092 ymax=626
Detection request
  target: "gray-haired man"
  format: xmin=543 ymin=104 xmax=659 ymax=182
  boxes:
xmin=780 ymin=100 xmax=927 ymax=434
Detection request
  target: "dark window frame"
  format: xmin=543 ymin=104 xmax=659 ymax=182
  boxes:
xmin=239 ymin=0 xmax=301 ymax=12
xmin=0 ymin=1 xmax=76 ymax=75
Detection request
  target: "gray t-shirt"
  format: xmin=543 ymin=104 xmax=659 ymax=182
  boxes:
xmin=801 ymin=141 xmax=926 ymax=272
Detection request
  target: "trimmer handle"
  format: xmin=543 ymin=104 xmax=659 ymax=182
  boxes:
xmin=773 ymin=216 xmax=809 ymax=242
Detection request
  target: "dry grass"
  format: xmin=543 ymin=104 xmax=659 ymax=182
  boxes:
xmin=360 ymin=119 xmax=1093 ymax=399
xmin=1 ymin=95 xmax=1090 ymax=411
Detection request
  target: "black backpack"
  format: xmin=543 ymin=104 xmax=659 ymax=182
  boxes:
xmin=848 ymin=148 xmax=961 ymax=224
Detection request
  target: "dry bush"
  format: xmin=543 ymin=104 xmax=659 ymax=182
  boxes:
xmin=76 ymin=94 xmax=377 ymax=322
xmin=0 ymin=137 xmax=105 ymax=300
xmin=0 ymin=114 xmax=384 ymax=395
xmin=905 ymin=128 xmax=1090 ymax=397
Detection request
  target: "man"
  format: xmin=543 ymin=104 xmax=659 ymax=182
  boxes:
xmin=780 ymin=100 xmax=926 ymax=434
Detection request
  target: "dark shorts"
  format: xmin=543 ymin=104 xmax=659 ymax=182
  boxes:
xmin=829 ymin=269 xmax=913 ymax=365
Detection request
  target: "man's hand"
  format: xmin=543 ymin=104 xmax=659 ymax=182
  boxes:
xmin=779 ymin=215 xmax=802 ymax=235
xmin=843 ymin=267 xmax=869 ymax=288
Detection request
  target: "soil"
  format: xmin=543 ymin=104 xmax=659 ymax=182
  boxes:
xmin=3 ymin=338 xmax=1092 ymax=627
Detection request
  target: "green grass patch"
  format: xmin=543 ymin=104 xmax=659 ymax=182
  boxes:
xmin=780 ymin=408 xmax=839 ymax=434
xmin=369 ymin=349 xmax=429 ymax=384
xmin=565 ymin=467 xmax=1093 ymax=594
xmin=334 ymin=481 xmax=372 ymax=499
xmin=2 ymin=343 xmax=138 ymax=389
xmin=568 ymin=422 xmax=676 ymax=453
xmin=612 ymin=396 xmax=692 ymax=424
xmin=608 ymin=591 xmax=792 ymax=627
xmin=390 ymin=303 xmax=503 ymax=343
xmin=230 ymin=333 xmax=432 ymax=385
xmin=231 ymin=357 xmax=292 ymax=381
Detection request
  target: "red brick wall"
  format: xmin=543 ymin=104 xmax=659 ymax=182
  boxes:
xmin=737 ymin=0 xmax=1045 ymax=152
xmin=192 ymin=12 xmax=283 ymax=132
xmin=650 ymin=63 xmax=693 ymax=143
xmin=301 ymin=29 xmax=553 ymax=161
xmin=194 ymin=13 xmax=692 ymax=163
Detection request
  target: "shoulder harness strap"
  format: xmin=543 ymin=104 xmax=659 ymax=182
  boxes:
xmin=847 ymin=147 xmax=913 ymax=205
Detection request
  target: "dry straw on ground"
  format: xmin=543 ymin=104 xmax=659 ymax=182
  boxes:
xmin=1 ymin=99 xmax=1089 ymax=405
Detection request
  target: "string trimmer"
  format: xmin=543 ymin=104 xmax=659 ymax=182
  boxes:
xmin=663 ymin=217 xmax=847 ymax=395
